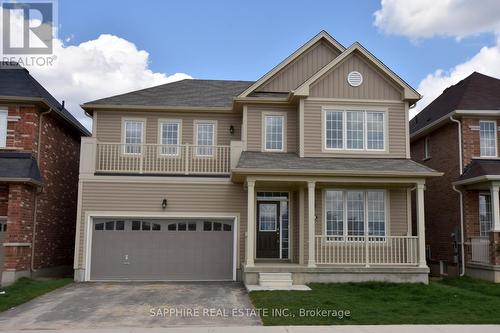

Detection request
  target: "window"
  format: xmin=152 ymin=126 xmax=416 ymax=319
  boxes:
xmin=480 ymin=120 xmax=497 ymax=157
xmin=202 ymin=221 xmax=232 ymax=231
xmin=123 ymin=119 xmax=144 ymax=154
xmin=424 ymin=136 xmax=431 ymax=159
xmin=325 ymin=189 xmax=386 ymax=240
xmin=346 ymin=112 xmax=364 ymax=149
xmin=325 ymin=190 xmax=343 ymax=239
xmin=195 ymin=121 xmax=215 ymax=156
xmin=159 ymin=120 xmax=181 ymax=155
xmin=479 ymin=193 xmax=493 ymax=236
xmin=95 ymin=220 xmax=125 ymax=231
xmin=264 ymin=115 xmax=284 ymax=151
xmin=324 ymin=109 xmax=385 ymax=151
xmin=0 ymin=109 xmax=7 ymax=148
xmin=325 ymin=111 xmax=343 ymax=149
xmin=366 ymin=112 xmax=384 ymax=150
xmin=259 ymin=203 xmax=277 ymax=231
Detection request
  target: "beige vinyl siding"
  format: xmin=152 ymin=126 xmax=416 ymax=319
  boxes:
xmin=258 ymin=40 xmax=340 ymax=92
xmin=95 ymin=111 xmax=242 ymax=145
xmin=246 ymin=104 xmax=298 ymax=152
xmin=76 ymin=181 xmax=246 ymax=268
xmin=389 ymin=188 xmax=409 ymax=236
xmin=310 ymin=53 xmax=402 ymax=100
xmin=303 ymin=99 xmax=407 ymax=158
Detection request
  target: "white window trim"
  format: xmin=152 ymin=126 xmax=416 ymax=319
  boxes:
xmin=323 ymin=189 xmax=388 ymax=241
xmin=262 ymin=111 xmax=287 ymax=152
xmin=479 ymin=120 xmax=498 ymax=158
xmin=0 ymin=108 xmax=7 ymax=148
xmin=121 ymin=117 xmax=146 ymax=156
xmin=322 ymin=106 xmax=387 ymax=153
xmin=157 ymin=119 xmax=182 ymax=157
xmin=424 ymin=136 xmax=431 ymax=160
xmin=193 ymin=120 xmax=217 ymax=157
xmin=479 ymin=192 xmax=493 ymax=237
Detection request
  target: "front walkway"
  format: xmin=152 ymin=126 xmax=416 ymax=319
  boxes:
xmin=0 ymin=282 xmax=261 ymax=330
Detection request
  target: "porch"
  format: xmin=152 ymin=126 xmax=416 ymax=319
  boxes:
xmin=239 ymin=175 xmax=430 ymax=287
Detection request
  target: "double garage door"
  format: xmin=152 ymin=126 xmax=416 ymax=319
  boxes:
xmin=90 ymin=218 xmax=234 ymax=281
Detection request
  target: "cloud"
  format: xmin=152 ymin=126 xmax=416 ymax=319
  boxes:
xmin=411 ymin=37 xmax=500 ymax=117
xmin=374 ymin=0 xmax=500 ymax=39
xmin=28 ymin=35 xmax=192 ymax=130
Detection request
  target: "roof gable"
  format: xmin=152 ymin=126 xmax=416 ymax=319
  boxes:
xmin=294 ymin=42 xmax=420 ymax=102
xmin=309 ymin=51 xmax=402 ymax=100
xmin=238 ymin=31 xmax=345 ymax=97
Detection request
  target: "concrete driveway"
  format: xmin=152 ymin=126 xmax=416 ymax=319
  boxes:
xmin=0 ymin=282 xmax=261 ymax=330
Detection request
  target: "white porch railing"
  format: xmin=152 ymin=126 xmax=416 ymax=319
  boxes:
xmin=315 ymin=235 xmax=419 ymax=266
xmin=470 ymin=236 xmax=490 ymax=264
xmin=96 ymin=143 xmax=231 ymax=175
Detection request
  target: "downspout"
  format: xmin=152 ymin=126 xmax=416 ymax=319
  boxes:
xmin=450 ymin=114 xmax=465 ymax=276
xmin=31 ymin=107 xmax=52 ymax=273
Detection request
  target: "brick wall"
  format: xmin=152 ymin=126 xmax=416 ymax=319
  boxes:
xmin=4 ymin=184 xmax=35 ymax=271
xmin=411 ymin=122 xmax=461 ymax=264
xmin=32 ymin=113 xmax=80 ymax=269
xmin=462 ymin=117 xmax=500 ymax=167
xmin=1 ymin=103 xmax=83 ymax=276
xmin=4 ymin=105 xmax=40 ymax=153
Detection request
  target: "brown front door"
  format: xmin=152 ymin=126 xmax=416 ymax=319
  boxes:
xmin=256 ymin=201 xmax=280 ymax=258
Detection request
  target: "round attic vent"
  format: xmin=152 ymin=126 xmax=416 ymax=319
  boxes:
xmin=347 ymin=71 xmax=363 ymax=87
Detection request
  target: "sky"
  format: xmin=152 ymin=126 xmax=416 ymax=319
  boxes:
xmin=5 ymin=0 xmax=500 ymax=130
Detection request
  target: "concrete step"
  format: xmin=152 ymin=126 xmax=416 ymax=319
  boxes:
xmin=258 ymin=272 xmax=293 ymax=288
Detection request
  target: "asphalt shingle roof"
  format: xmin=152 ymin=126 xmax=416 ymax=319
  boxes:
xmin=0 ymin=152 xmax=42 ymax=185
xmin=458 ymin=159 xmax=500 ymax=182
xmin=85 ymin=79 xmax=254 ymax=108
xmin=410 ymin=72 xmax=500 ymax=134
xmin=236 ymin=151 xmax=438 ymax=175
xmin=0 ymin=63 xmax=90 ymax=136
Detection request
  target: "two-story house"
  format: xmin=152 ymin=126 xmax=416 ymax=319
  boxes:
xmin=0 ymin=64 xmax=90 ymax=285
xmin=411 ymin=72 xmax=500 ymax=282
xmin=76 ymin=31 xmax=440 ymax=288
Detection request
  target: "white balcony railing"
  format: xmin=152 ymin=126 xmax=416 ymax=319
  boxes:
xmin=95 ymin=143 xmax=231 ymax=175
xmin=470 ymin=236 xmax=490 ymax=264
xmin=315 ymin=235 xmax=419 ymax=266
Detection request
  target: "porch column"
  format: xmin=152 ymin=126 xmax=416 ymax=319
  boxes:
xmin=416 ymin=183 xmax=427 ymax=268
xmin=246 ymin=180 xmax=255 ymax=267
xmin=490 ymin=184 xmax=500 ymax=231
xmin=307 ymin=181 xmax=316 ymax=267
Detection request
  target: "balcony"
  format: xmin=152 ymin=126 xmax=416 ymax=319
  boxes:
xmin=79 ymin=138 xmax=243 ymax=177
xmin=315 ymin=235 xmax=420 ymax=266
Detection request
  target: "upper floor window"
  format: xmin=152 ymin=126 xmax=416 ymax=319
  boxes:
xmin=264 ymin=115 xmax=284 ymax=151
xmin=159 ymin=120 xmax=181 ymax=155
xmin=479 ymin=120 xmax=497 ymax=157
xmin=195 ymin=121 xmax=216 ymax=156
xmin=0 ymin=108 xmax=7 ymax=148
xmin=324 ymin=109 xmax=385 ymax=151
xmin=424 ymin=136 xmax=431 ymax=159
xmin=123 ymin=119 xmax=144 ymax=154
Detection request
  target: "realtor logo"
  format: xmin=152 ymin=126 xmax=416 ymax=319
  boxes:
xmin=1 ymin=0 xmax=56 ymax=55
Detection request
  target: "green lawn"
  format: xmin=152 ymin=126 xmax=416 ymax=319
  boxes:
xmin=0 ymin=278 xmax=72 ymax=312
xmin=249 ymin=277 xmax=500 ymax=325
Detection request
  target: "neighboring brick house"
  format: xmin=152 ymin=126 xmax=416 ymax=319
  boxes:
xmin=0 ymin=64 xmax=90 ymax=285
xmin=410 ymin=72 xmax=500 ymax=282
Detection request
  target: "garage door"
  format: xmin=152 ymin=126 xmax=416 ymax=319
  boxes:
xmin=90 ymin=218 xmax=234 ymax=281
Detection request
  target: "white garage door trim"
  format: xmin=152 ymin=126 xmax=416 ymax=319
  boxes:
xmin=83 ymin=211 xmax=239 ymax=282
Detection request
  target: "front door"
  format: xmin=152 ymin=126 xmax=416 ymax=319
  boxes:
xmin=256 ymin=201 xmax=280 ymax=258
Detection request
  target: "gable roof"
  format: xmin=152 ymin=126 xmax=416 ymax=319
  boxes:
xmin=293 ymin=42 xmax=421 ymax=102
xmin=0 ymin=63 xmax=90 ymax=136
xmin=410 ymin=72 xmax=500 ymax=135
xmin=82 ymin=79 xmax=254 ymax=112
xmin=238 ymin=31 xmax=345 ymax=97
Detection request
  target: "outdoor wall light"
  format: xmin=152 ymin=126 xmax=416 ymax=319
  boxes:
xmin=229 ymin=125 xmax=235 ymax=135
xmin=161 ymin=198 xmax=167 ymax=209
